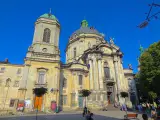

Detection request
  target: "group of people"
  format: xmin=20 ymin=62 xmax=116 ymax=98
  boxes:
xmin=83 ymin=107 xmax=94 ymax=120
xmin=138 ymin=102 xmax=160 ymax=120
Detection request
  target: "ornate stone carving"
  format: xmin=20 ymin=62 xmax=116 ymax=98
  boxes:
xmin=128 ymin=64 xmax=133 ymax=70
xmin=28 ymin=46 xmax=34 ymax=52
xmin=32 ymin=52 xmax=56 ymax=58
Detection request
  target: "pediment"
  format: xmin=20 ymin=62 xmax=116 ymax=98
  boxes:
xmin=101 ymin=47 xmax=112 ymax=54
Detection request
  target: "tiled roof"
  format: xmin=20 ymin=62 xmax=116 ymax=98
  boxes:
xmin=71 ymin=27 xmax=101 ymax=37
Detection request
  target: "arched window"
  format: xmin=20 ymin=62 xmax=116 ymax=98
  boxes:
xmin=104 ymin=62 xmax=110 ymax=78
xmin=43 ymin=28 xmax=51 ymax=43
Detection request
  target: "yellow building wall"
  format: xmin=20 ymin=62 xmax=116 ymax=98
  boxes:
xmin=0 ymin=64 xmax=23 ymax=110
xmin=60 ymin=68 xmax=89 ymax=109
xmin=23 ymin=60 xmax=60 ymax=111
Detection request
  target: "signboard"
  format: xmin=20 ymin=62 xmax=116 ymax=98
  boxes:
xmin=25 ymin=100 xmax=31 ymax=108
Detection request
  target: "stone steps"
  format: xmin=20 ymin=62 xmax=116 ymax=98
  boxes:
xmin=107 ymin=104 xmax=120 ymax=111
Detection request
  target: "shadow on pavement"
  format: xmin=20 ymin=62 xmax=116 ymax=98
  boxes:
xmin=0 ymin=113 xmax=124 ymax=120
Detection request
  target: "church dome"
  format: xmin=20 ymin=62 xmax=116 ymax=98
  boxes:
xmin=39 ymin=13 xmax=58 ymax=21
xmin=70 ymin=20 xmax=102 ymax=38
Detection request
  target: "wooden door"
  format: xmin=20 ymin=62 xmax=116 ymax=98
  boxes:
xmin=34 ymin=96 xmax=43 ymax=111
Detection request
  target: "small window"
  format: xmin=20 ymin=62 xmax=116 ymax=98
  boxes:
xmin=78 ymin=75 xmax=83 ymax=85
xmin=73 ymin=47 xmax=76 ymax=58
xmin=5 ymin=78 xmax=11 ymax=87
xmin=62 ymin=95 xmax=67 ymax=105
xmin=43 ymin=28 xmax=51 ymax=43
xmin=9 ymin=99 xmax=15 ymax=107
xmin=17 ymin=68 xmax=21 ymax=74
xmin=38 ymin=71 xmax=45 ymax=84
xmin=104 ymin=67 xmax=110 ymax=78
xmin=1 ymin=67 xmax=5 ymax=72
xmin=63 ymin=78 xmax=67 ymax=88
xmin=88 ymin=42 xmax=91 ymax=48
xmin=13 ymin=81 xmax=19 ymax=87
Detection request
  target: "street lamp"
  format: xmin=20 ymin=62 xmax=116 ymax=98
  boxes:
xmin=138 ymin=2 xmax=160 ymax=28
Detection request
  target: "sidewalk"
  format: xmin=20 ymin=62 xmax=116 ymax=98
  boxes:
xmin=0 ymin=110 xmax=83 ymax=118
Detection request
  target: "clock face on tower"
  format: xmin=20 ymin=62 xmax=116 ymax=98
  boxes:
xmin=42 ymin=48 xmax=47 ymax=52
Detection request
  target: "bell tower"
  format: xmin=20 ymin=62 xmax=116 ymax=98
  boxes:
xmin=26 ymin=11 xmax=60 ymax=62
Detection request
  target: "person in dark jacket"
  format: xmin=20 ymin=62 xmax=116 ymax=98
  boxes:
xmin=142 ymin=114 xmax=148 ymax=120
xmin=83 ymin=107 xmax=88 ymax=117
xmin=86 ymin=111 xmax=94 ymax=120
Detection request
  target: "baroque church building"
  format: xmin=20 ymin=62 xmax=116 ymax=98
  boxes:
xmin=0 ymin=12 xmax=136 ymax=112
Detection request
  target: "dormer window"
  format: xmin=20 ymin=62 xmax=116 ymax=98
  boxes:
xmin=43 ymin=28 xmax=51 ymax=43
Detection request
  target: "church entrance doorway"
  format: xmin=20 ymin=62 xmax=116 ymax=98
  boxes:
xmin=107 ymin=85 xmax=114 ymax=104
xmin=34 ymin=96 xmax=43 ymax=111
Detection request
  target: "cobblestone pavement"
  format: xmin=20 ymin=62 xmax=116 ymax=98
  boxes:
xmin=0 ymin=111 xmax=143 ymax=120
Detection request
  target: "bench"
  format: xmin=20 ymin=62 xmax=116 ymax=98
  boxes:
xmin=124 ymin=113 xmax=138 ymax=120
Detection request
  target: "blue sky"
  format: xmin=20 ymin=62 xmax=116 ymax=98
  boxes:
xmin=0 ymin=0 xmax=160 ymax=73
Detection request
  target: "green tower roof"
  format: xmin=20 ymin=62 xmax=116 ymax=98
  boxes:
xmin=39 ymin=13 xmax=58 ymax=21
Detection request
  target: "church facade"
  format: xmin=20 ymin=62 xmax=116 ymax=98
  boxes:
xmin=0 ymin=12 xmax=136 ymax=112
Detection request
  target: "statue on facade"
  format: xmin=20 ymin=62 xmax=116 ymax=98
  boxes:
xmin=110 ymin=37 xmax=114 ymax=44
xmin=139 ymin=45 xmax=144 ymax=56
xmin=128 ymin=64 xmax=133 ymax=70
xmin=28 ymin=46 xmax=33 ymax=52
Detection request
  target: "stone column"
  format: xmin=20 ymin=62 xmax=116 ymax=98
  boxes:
xmin=93 ymin=57 xmax=99 ymax=90
xmin=89 ymin=59 xmax=93 ymax=90
xmin=113 ymin=56 xmax=120 ymax=102
xmin=98 ymin=59 xmax=103 ymax=90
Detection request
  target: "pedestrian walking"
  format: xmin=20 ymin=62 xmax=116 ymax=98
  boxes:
xmin=85 ymin=111 xmax=94 ymax=120
xmin=83 ymin=107 xmax=88 ymax=117
xmin=151 ymin=108 xmax=157 ymax=120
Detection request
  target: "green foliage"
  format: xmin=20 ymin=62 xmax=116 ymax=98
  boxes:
xmin=33 ymin=87 xmax=48 ymax=97
xmin=79 ymin=89 xmax=91 ymax=97
xmin=139 ymin=41 xmax=160 ymax=96
xmin=148 ymin=91 xmax=157 ymax=100
xmin=120 ymin=92 xmax=128 ymax=98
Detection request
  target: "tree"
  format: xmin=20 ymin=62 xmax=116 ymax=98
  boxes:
xmin=138 ymin=41 xmax=160 ymax=97
xmin=79 ymin=89 xmax=91 ymax=107
xmin=120 ymin=92 xmax=128 ymax=99
xmin=33 ymin=87 xmax=48 ymax=97
xmin=148 ymin=91 xmax=157 ymax=103
xmin=33 ymin=87 xmax=48 ymax=120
